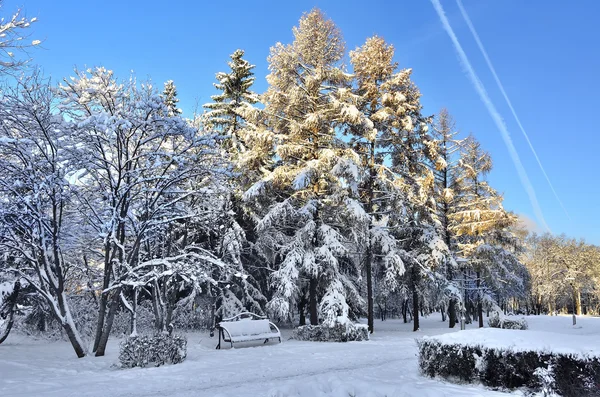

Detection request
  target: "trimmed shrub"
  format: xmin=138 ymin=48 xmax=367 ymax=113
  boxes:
xmin=417 ymin=338 xmax=600 ymax=396
xmin=293 ymin=322 xmax=369 ymax=342
xmin=119 ymin=333 xmax=187 ymax=368
xmin=488 ymin=312 xmax=528 ymax=330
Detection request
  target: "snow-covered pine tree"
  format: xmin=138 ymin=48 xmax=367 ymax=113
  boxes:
xmin=201 ymin=50 xmax=268 ymax=322
xmin=348 ymin=36 xmax=422 ymax=333
xmin=203 ymin=49 xmax=259 ymax=154
xmin=162 ymin=80 xmax=182 ymax=116
xmin=451 ymin=134 xmax=517 ymax=327
xmin=243 ymin=9 xmax=365 ymax=327
xmin=432 ymin=108 xmax=463 ymax=249
xmin=378 ymin=63 xmax=451 ymax=332
xmin=431 ymin=108 xmax=464 ymax=328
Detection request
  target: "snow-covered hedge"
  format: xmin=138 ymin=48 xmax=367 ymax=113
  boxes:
xmin=118 ymin=333 xmax=187 ymax=368
xmin=418 ymin=329 xmax=600 ymax=396
xmin=293 ymin=321 xmax=369 ymax=342
xmin=488 ymin=312 xmax=528 ymax=330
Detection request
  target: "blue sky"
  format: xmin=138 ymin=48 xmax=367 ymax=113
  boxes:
xmin=6 ymin=0 xmax=599 ymax=244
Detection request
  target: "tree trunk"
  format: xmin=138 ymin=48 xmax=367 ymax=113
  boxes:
xmin=94 ymin=240 xmax=113 ymax=353
xmin=365 ymin=140 xmax=376 ymax=334
xmin=412 ymin=267 xmax=419 ymax=332
xmin=402 ymin=299 xmax=408 ymax=323
xmin=477 ymin=270 xmax=483 ymax=328
xmin=298 ymin=294 xmax=306 ymax=326
xmin=366 ymin=245 xmax=374 ymax=333
xmin=448 ymin=298 xmax=457 ymax=328
xmin=412 ymin=288 xmax=419 ymax=332
xmin=95 ymin=291 xmax=120 ymax=357
xmin=151 ymin=279 xmax=164 ymax=331
xmin=464 ymin=299 xmax=472 ymax=324
xmin=309 ymin=277 xmax=318 ymax=325
xmin=478 ymin=301 xmax=484 ymax=327
xmin=62 ymin=318 xmax=86 ymax=358
xmin=93 ymin=292 xmax=108 ymax=352
xmin=440 ymin=303 xmax=446 ymax=322
xmin=165 ymin=286 xmax=176 ymax=331
xmin=574 ymin=286 xmax=582 ymax=316
xmin=448 ymin=298 xmax=458 ymax=328
xmin=0 ymin=281 xmax=20 ymax=345
xmin=130 ymin=287 xmax=138 ymax=336
xmin=383 ymin=301 xmax=387 ymax=321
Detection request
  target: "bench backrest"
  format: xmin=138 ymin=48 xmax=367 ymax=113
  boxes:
xmin=220 ymin=319 xmax=272 ymax=337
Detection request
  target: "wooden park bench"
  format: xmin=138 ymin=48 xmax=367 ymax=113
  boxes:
xmin=213 ymin=312 xmax=281 ymax=349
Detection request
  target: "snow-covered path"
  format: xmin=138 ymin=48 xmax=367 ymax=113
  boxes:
xmin=2 ymin=314 xmax=599 ymax=396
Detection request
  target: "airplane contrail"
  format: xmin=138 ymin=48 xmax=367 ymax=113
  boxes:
xmin=456 ymin=0 xmax=570 ymax=221
xmin=430 ymin=0 xmax=551 ymax=232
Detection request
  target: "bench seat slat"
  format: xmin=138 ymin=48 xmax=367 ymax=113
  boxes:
xmin=229 ymin=332 xmax=280 ymax=343
xmin=220 ymin=319 xmax=273 ymax=336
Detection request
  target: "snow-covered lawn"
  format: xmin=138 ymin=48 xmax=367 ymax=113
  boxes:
xmin=2 ymin=314 xmax=599 ymax=397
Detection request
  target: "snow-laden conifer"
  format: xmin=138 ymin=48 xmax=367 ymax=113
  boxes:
xmin=348 ymin=36 xmax=429 ymax=333
xmin=243 ymin=9 xmax=365 ymax=327
xmin=203 ymin=49 xmax=258 ymax=154
xmin=162 ymin=80 xmax=182 ymax=116
xmin=431 ymin=108 xmax=464 ymax=327
xmin=450 ymin=135 xmax=522 ymax=327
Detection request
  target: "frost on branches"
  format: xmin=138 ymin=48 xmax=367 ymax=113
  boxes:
xmin=431 ymin=108 xmax=464 ymax=327
xmin=203 ymin=49 xmax=259 ymax=155
xmin=243 ymin=9 xmax=366 ymax=328
xmin=449 ymin=135 xmax=526 ymax=327
xmin=0 ymin=1 xmax=41 ymax=74
xmin=57 ymin=67 xmax=251 ymax=356
xmin=0 ymin=74 xmax=87 ymax=357
xmin=348 ymin=35 xmax=436 ymax=333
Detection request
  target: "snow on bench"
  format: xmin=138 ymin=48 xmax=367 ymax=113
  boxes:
xmin=214 ymin=312 xmax=281 ymax=349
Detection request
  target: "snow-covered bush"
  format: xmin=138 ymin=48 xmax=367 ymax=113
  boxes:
xmin=293 ymin=321 xmax=369 ymax=342
xmin=118 ymin=333 xmax=187 ymax=368
xmin=417 ymin=338 xmax=600 ymax=396
xmin=488 ymin=312 xmax=528 ymax=330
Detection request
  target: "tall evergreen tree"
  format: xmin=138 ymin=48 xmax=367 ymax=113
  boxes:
xmin=348 ymin=36 xmax=422 ymax=333
xmin=431 ymin=108 xmax=463 ymax=328
xmin=382 ymin=77 xmax=450 ymax=333
xmin=203 ymin=49 xmax=258 ymax=153
xmin=202 ymin=50 xmax=268 ymax=322
xmin=451 ymin=135 xmax=517 ymax=327
xmin=162 ymin=80 xmax=182 ymax=116
xmin=243 ymin=9 xmax=365 ymax=327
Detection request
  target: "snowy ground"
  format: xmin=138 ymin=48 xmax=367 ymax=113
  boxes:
xmin=2 ymin=314 xmax=599 ymax=397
